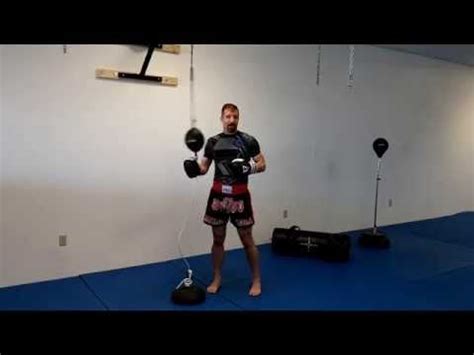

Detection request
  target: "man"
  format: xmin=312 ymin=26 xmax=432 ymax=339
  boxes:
xmin=183 ymin=103 xmax=266 ymax=297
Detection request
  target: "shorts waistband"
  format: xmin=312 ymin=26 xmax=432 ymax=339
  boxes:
xmin=212 ymin=180 xmax=249 ymax=195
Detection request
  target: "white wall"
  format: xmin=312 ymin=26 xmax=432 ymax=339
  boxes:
xmin=1 ymin=45 xmax=473 ymax=287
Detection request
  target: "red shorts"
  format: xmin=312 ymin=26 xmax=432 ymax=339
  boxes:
xmin=203 ymin=181 xmax=254 ymax=228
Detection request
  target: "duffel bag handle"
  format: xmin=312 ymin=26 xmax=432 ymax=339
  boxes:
xmin=288 ymin=226 xmax=301 ymax=242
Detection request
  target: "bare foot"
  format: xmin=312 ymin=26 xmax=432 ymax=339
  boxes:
xmin=249 ymin=280 xmax=261 ymax=297
xmin=207 ymin=278 xmax=221 ymax=294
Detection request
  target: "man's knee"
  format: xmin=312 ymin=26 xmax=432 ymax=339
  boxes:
xmin=212 ymin=226 xmax=226 ymax=246
xmin=238 ymin=227 xmax=255 ymax=249
xmin=242 ymin=240 xmax=256 ymax=251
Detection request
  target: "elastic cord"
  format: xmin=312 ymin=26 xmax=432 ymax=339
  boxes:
xmin=177 ymin=44 xmax=199 ymax=272
xmin=176 ymin=173 xmax=200 ymax=272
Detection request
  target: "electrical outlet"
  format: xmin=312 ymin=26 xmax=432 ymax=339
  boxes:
xmin=388 ymin=199 xmax=393 ymax=207
xmin=283 ymin=209 xmax=288 ymax=219
xmin=59 ymin=235 xmax=67 ymax=247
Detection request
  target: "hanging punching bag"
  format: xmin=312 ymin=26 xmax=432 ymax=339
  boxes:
xmin=185 ymin=127 xmax=205 ymax=153
xmin=373 ymin=138 xmax=388 ymax=158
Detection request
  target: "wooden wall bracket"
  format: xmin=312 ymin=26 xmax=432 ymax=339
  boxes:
xmin=96 ymin=44 xmax=180 ymax=86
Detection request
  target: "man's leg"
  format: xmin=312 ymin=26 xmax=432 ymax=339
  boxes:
xmin=207 ymin=224 xmax=226 ymax=294
xmin=237 ymin=226 xmax=261 ymax=296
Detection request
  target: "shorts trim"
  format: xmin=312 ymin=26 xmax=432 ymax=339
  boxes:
xmin=203 ymin=215 xmax=227 ymax=226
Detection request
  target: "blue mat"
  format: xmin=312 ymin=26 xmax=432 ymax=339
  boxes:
xmin=403 ymin=264 xmax=474 ymax=310
xmin=186 ymin=227 xmax=474 ymax=283
xmin=0 ymin=277 xmax=106 ymax=310
xmin=383 ymin=212 xmax=474 ymax=248
xmin=80 ymin=260 xmax=241 ymax=310
xmin=184 ymin=234 xmax=474 ymax=310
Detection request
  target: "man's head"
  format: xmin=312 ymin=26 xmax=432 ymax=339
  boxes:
xmin=220 ymin=103 xmax=239 ymax=134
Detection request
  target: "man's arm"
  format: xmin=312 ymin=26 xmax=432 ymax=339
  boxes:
xmin=199 ymin=157 xmax=212 ymax=175
xmin=252 ymin=153 xmax=266 ymax=173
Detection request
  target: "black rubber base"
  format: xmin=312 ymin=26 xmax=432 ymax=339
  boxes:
xmin=171 ymin=284 xmax=206 ymax=305
xmin=358 ymin=230 xmax=391 ymax=249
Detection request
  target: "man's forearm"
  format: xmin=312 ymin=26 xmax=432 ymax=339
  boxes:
xmin=199 ymin=159 xmax=211 ymax=175
xmin=250 ymin=158 xmax=265 ymax=173
xmin=255 ymin=160 xmax=265 ymax=173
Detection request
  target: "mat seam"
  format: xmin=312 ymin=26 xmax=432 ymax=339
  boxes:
xmin=79 ymin=275 xmax=110 ymax=311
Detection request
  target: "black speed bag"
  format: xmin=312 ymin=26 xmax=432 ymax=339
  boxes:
xmin=373 ymin=138 xmax=388 ymax=158
xmin=185 ymin=127 xmax=205 ymax=153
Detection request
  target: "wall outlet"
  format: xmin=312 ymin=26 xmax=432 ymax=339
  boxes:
xmin=59 ymin=235 xmax=67 ymax=247
xmin=388 ymin=199 xmax=393 ymax=207
xmin=283 ymin=209 xmax=288 ymax=219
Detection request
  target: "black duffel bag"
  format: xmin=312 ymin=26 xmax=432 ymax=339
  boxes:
xmin=271 ymin=226 xmax=351 ymax=262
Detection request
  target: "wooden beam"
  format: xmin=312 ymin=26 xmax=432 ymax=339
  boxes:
xmin=96 ymin=68 xmax=178 ymax=86
xmin=156 ymin=45 xmax=180 ymax=54
xmin=95 ymin=45 xmax=180 ymax=86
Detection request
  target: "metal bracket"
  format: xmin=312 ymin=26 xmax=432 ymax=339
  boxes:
xmin=96 ymin=44 xmax=180 ymax=86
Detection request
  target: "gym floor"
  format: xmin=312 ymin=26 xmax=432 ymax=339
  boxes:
xmin=0 ymin=211 xmax=472 ymax=311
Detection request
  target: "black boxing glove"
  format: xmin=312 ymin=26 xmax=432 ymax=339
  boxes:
xmin=230 ymin=158 xmax=257 ymax=176
xmin=184 ymin=157 xmax=201 ymax=178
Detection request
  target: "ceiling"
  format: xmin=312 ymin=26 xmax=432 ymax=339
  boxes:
xmin=376 ymin=45 xmax=474 ymax=67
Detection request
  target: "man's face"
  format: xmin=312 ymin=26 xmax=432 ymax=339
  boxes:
xmin=221 ymin=109 xmax=239 ymax=134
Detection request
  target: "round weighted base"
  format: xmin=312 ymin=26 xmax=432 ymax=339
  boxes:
xmin=171 ymin=284 xmax=206 ymax=305
xmin=358 ymin=230 xmax=390 ymax=249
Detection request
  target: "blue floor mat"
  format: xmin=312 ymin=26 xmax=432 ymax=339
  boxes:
xmin=383 ymin=212 xmax=474 ymax=248
xmin=186 ymin=229 xmax=474 ymax=285
xmin=188 ymin=235 xmax=474 ymax=310
xmin=402 ymin=264 xmax=474 ymax=310
xmin=80 ymin=260 xmax=241 ymax=310
xmin=0 ymin=277 xmax=106 ymax=310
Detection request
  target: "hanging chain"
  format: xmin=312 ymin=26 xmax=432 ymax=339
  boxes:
xmin=316 ymin=45 xmax=322 ymax=86
xmin=190 ymin=45 xmax=197 ymax=128
xmin=348 ymin=45 xmax=355 ymax=87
